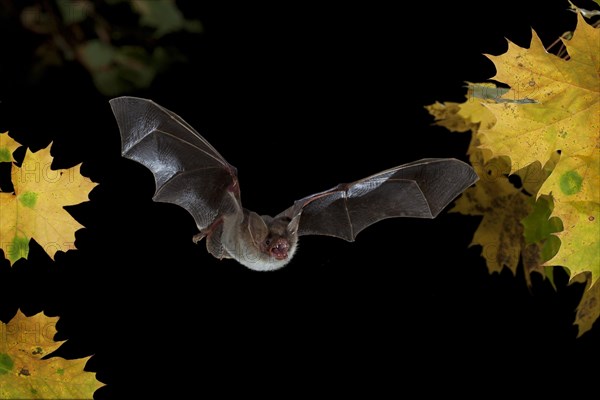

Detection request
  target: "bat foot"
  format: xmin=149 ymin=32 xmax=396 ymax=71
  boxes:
xmin=192 ymin=232 xmax=206 ymax=244
xmin=193 ymin=218 xmax=224 ymax=244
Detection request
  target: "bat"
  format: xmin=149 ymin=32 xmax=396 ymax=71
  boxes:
xmin=109 ymin=97 xmax=479 ymax=271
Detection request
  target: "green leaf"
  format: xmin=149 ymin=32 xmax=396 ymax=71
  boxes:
xmin=132 ymin=0 xmax=185 ymax=37
xmin=131 ymin=0 xmax=202 ymax=36
xmin=90 ymin=69 xmax=122 ymax=96
xmin=56 ymin=0 xmax=89 ymax=25
xmin=114 ymin=46 xmax=158 ymax=88
xmin=541 ymin=235 xmax=561 ymax=264
xmin=90 ymin=46 xmax=156 ymax=95
xmin=80 ymin=40 xmax=115 ymax=69
xmin=522 ymin=195 xmax=563 ymax=245
xmin=90 ymin=45 xmax=186 ymax=95
xmin=544 ymin=266 xmax=557 ymax=289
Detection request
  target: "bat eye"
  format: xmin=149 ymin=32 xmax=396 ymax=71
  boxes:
xmin=265 ymin=238 xmax=272 ymax=246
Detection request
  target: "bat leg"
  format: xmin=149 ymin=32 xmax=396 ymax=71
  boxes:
xmin=192 ymin=232 xmax=206 ymax=244
xmin=191 ymin=218 xmax=230 ymax=260
xmin=192 ymin=217 xmax=223 ymax=244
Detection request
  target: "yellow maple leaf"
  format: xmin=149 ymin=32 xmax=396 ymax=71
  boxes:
xmin=540 ymin=153 xmax=600 ymax=282
xmin=427 ymin=11 xmax=599 ymax=337
xmin=0 ymin=143 xmax=97 ymax=264
xmin=427 ymin=101 xmax=476 ymax=133
xmin=0 ymin=132 xmax=20 ymax=163
xmin=426 ymin=85 xmax=498 ymax=136
xmin=480 ymin=13 xmax=599 ymax=172
xmin=427 ymin=92 xmax=549 ymax=276
xmin=0 ymin=310 xmax=103 ymax=399
xmin=477 ymin=12 xmax=600 ymax=286
xmin=575 ymin=276 xmax=600 ymax=337
xmin=455 ymin=156 xmax=529 ymax=274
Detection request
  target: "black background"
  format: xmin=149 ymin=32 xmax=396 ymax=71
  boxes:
xmin=1 ymin=0 xmax=599 ymax=398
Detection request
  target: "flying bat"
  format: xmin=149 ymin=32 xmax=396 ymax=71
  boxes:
xmin=110 ymin=97 xmax=478 ymax=271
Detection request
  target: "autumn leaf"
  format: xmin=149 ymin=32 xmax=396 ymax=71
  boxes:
xmin=426 ymin=84 xmax=498 ymax=135
xmin=0 ymin=132 xmax=20 ymax=163
xmin=426 ymin=93 xmax=549 ymax=277
xmin=478 ymin=12 xmax=599 ymax=288
xmin=539 ymin=152 xmax=599 ymax=282
xmin=521 ymin=195 xmax=562 ymax=264
xmin=454 ymin=153 xmax=525 ymax=274
xmin=479 ymin=13 xmax=598 ymax=172
xmin=427 ymin=10 xmax=600 ymax=336
xmin=0 ymin=141 xmax=97 ymax=264
xmin=575 ymin=277 xmax=600 ymax=337
xmin=0 ymin=310 xmax=102 ymax=399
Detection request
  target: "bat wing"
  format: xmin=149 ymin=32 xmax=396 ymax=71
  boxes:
xmin=110 ymin=96 xmax=240 ymax=231
xmin=280 ymin=158 xmax=478 ymax=241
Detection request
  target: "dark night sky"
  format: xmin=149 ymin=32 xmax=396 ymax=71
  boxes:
xmin=0 ymin=0 xmax=598 ymax=398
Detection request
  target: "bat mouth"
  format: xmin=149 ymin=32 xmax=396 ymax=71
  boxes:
xmin=269 ymin=238 xmax=289 ymax=260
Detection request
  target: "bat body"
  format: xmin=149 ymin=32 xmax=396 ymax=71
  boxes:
xmin=110 ymin=97 xmax=478 ymax=271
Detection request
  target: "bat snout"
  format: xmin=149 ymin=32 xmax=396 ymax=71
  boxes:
xmin=269 ymin=238 xmax=290 ymax=260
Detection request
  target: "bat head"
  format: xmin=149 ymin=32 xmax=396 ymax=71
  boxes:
xmin=244 ymin=212 xmax=299 ymax=271
xmin=260 ymin=215 xmax=298 ymax=261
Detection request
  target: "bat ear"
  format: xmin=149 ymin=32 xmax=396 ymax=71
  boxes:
xmin=247 ymin=212 xmax=269 ymax=245
xmin=287 ymin=214 xmax=301 ymax=235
